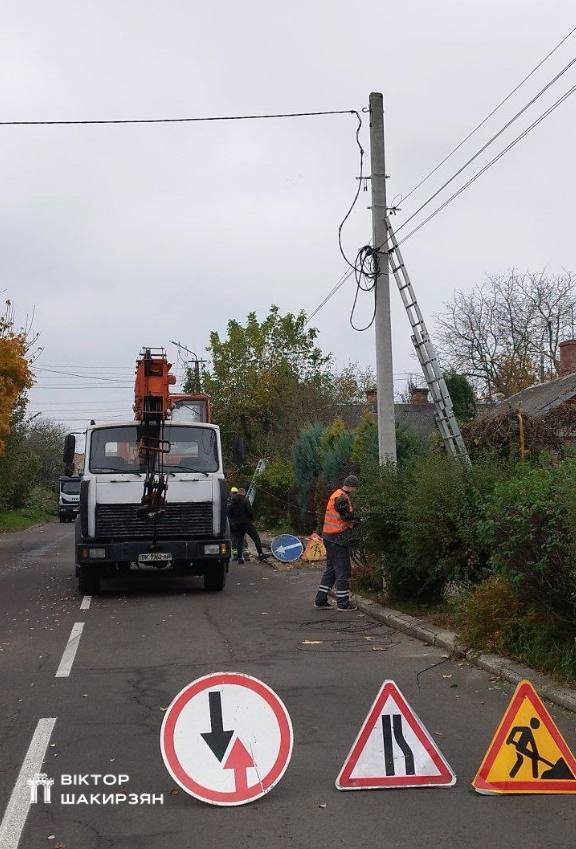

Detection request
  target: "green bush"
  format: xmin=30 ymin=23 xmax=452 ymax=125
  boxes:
xmin=253 ymin=457 xmax=296 ymax=530
xmin=357 ymin=450 xmax=508 ymax=603
xmin=26 ymin=485 xmax=58 ymax=515
xmin=479 ymin=459 xmax=576 ymax=620
xmin=292 ymin=423 xmax=323 ymax=531
xmin=454 ymin=576 xmax=576 ymax=683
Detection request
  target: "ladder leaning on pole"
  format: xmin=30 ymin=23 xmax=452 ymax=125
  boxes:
xmin=385 ymin=217 xmax=471 ymax=464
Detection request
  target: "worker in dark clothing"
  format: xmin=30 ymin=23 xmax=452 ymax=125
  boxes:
xmin=314 ymin=475 xmax=360 ymax=611
xmin=227 ymin=487 xmax=266 ymax=563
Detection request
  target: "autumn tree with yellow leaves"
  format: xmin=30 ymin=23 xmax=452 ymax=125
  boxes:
xmin=0 ymin=301 xmax=34 ymax=454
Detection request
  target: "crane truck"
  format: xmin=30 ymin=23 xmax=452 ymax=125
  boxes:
xmin=64 ymin=348 xmax=230 ymax=595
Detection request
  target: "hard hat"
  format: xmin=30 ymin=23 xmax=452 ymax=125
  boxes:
xmin=230 ymin=486 xmax=239 ymax=493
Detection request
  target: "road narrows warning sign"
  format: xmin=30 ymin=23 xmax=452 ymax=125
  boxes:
xmin=336 ymin=680 xmax=456 ymax=790
xmin=473 ymin=679 xmax=576 ymax=795
xmin=161 ymin=672 xmax=293 ymax=806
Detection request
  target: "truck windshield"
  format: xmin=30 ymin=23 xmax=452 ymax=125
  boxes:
xmin=61 ymin=481 xmax=81 ymax=495
xmin=89 ymin=425 xmax=219 ymax=474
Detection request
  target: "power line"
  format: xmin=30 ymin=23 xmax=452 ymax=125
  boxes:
xmin=397 ymin=79 xmax=576 ymax=247
xmin=32 ymin=385 xmax=133 ymax=389
xmin=305 ymin=268 xmax=355 ymax=325
xmin=0 ymin=108 xmax=360 ymax=127
xmin=33 ymin=366 xmax=129 ymax=382
xmin=399 ymin=23 xmax=576 ymax=207
xmin=395 ymin=51 xmax=576 ymax=235
xmin=306 ymin=71 xmax=576 ymax=323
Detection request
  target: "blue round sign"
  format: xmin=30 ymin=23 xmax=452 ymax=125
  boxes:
xmin=271 ymin=534 xmax=304 ymax=563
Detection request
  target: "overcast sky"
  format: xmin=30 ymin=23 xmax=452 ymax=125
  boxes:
xmin=1 ymin=0 xmax=575 ymax=428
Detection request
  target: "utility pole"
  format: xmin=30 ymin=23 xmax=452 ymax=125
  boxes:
xmin=170 ymin=340 xmax=206 ymax=392
xmin=369 ymin=92 xmax=397 ymax=464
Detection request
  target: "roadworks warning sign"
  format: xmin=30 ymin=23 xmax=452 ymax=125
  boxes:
xmin=473 ymin=679 xmax=576 ymax=794
xmin=336 ymin=681 xmax=456 ymax=790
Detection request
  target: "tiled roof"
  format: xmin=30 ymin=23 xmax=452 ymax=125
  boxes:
xmin=485 ymin=372 xmax=576 ymax=418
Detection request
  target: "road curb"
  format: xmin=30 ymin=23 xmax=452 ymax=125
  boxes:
xmin=352 ymin=594 xmax=576 ymax=714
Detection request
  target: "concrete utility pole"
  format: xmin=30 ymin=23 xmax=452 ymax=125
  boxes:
xmin=369 ymin=92 xmax=397 ymax=464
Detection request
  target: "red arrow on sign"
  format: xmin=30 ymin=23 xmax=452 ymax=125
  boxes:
xmin=224 ymin=738 xmax=255 ymax=794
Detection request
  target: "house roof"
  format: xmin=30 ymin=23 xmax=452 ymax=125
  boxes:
xmin=486 ymin=371 xmax=576 ymax=417
xmin=337 ymin=402 xmax=437 ymax=440
xmin=394 ymin=404 xmax=437 ymax=439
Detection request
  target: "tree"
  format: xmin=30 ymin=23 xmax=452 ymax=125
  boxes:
xmin=444 ymin=372 xmax=477 ymax=421
xmin=187 ymin=306 xmax=331 ymax=461
xmin=25 ymin=418 xmax=67 ymax=488
xmin=0 ymin=301 xmax=34 ymax=454
xmin=437 ymin=271 xmax=576 ymax=399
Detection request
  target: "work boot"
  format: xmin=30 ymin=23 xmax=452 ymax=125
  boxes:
xmin=314 ymin=599 xmax=333 ymax=609
xmin=337 ymin=602 xmax=358 ymax=611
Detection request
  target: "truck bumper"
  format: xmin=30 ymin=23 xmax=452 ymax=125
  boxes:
xmin=75 ymin=538 xmax=231 ymax=573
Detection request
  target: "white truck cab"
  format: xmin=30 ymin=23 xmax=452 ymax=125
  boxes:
xmin=71 ymin=420 xmax=230 ymax=594
xmin=58 ymin=475 xmax=81 ymax=522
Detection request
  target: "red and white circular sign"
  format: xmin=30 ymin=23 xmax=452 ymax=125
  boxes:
xmin=160 ymin=672 xmax=293 ymax=806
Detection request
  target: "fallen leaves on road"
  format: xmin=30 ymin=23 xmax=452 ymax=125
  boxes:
xmin=302 ymin=640 xmax=324 ymax=645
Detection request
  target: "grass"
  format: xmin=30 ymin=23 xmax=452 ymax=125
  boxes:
xmin=0 ymin=507 xmax=55 ymax=534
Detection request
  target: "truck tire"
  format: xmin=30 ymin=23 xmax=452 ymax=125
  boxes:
xmin=204 ymin=561 xmax=227 ymax=592
xmin=78 ymin=566 xmax=100 ymax=595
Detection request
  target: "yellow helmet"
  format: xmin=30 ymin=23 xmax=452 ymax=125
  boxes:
xmin=230 ymin=486 xmax=239 ymax=493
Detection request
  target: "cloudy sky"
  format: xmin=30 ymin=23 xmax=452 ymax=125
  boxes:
xmin=1 ymin=0 xmax=575 ymax=428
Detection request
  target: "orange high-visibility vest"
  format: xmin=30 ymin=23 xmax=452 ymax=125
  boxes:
xmin=322 ymin=489 xmax=353 ymax=536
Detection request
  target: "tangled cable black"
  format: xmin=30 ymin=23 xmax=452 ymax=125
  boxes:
xmin=349 ymin=244 xmax=379 ymax=331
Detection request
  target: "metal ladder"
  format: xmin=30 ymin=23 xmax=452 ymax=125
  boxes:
xmin=386 ymin=217 xmax=470 ymax=463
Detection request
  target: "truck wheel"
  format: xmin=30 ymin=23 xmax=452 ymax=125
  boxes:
xmin=59 ymin=515 xmax=65 ymax=523
xmin=204 ymin=561 xmax=227 ymax=592
xmin=78 ymin=566 xmax=100 ymax=595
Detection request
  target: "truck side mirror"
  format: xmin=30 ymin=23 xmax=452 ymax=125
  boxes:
xmin=63 ymin=434 xmax=76 ymax=475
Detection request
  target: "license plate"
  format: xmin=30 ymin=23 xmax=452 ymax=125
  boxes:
xmin=138 ymin=552 xmax=172 ymax=563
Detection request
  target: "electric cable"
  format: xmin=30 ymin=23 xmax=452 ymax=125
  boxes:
xmin=305 ymin=267 xmax=355 ymax=325
xmin=399 ymin=23 xmax=576 ymax=207
xmin=33 ymin=366 xmax=129 ymax=382
xmin=337 ymin=112 xmax=365 ymax=270
xmin=0 ymin=108 xmax=359 ymax=127
xmin=397 ymin=78 xmax=576 ymax=247
xmin=395 ymin=51 xmax=576 ymax=235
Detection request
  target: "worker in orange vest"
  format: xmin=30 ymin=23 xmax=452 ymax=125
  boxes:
xmin=314 ymin=475 xmax=359 ymax=611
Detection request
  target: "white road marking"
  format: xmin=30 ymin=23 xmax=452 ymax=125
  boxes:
xmin=55 ymin=622 xmax=84 ymax=677
xmin=80 ymin=595 xmax=91 ymax=610
xmin=0 ymin=717 xmax=56 ymax=849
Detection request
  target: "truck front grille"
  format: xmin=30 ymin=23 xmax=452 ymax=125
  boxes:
xmin=95 ymin=502 xmax=213 ymax=539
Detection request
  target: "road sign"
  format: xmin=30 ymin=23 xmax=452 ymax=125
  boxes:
xmin=160 ymin=672 xmax=293 ymax=806
xmin=301 ymin=533 xmax=326 ymax=562
xmin=336 ymin=681 xmax=456 ymax=790
xmin=271 ymin=534 xmax=303 ymax=563
xmin=473 ymin=679 xmax=576 ymax=795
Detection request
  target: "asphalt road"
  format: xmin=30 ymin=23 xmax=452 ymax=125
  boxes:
xmin=2 ymin=522 xmax=576 ymax=849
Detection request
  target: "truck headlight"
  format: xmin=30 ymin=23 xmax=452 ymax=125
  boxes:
xmin=204 ymin=544 xmax=220 ymax=555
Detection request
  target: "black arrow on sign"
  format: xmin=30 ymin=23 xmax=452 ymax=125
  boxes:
xmin=201 ymin=691 xmax=234 ymax=761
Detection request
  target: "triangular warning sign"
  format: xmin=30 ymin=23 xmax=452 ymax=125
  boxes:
xmin=336 ymin=681 xmax=456 ymax=790
xmin=473 ymin=679 xmax=576 ymax=795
